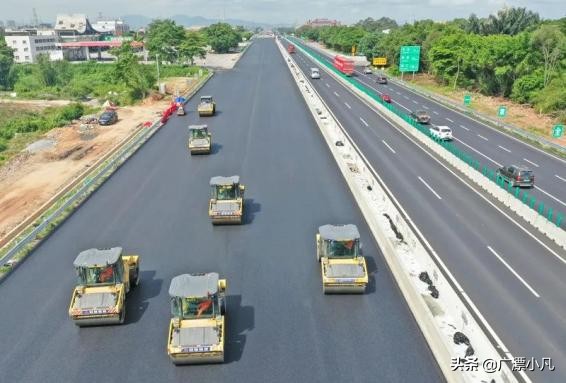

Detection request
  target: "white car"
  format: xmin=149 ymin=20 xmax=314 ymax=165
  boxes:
xmin=363 ymin=67 xmax=373 ymax=74
xmin=310 ymin=68 xmax=320 ymax=79
xmin=429 ymin=125 xmax=453 ymax=141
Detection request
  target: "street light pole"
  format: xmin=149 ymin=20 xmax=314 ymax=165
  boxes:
xmin=156 ymin=53 xmax=160 ymax=91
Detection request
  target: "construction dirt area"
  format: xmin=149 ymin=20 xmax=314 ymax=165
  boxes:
xmin=0 ymin=76 xmax=200 ymax=243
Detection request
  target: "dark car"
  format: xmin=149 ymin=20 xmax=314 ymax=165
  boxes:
xmin=98 ymin=110 xmax=118 ymax=125
xmin=381 ymin=94 xmax=392 ymax=103
xmin=410 ymin=110 xmax=431 ymax=124
xmin=376 ymin=75 xmax=388 ymax=84
xmin=496 ymin=165 xmax=534 ymax=188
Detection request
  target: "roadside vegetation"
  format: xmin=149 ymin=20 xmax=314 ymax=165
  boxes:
xmin=0 ymin=20 xmax=249 ymax=104
xmin=293 ymin=8 xmax=566 ymax=122
xmin=0 ymin=103 xmax=87 ymax=162
xmin=0 ymin=20 xmax=252 ymax=163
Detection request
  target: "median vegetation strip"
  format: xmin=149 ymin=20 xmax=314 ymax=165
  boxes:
xmin=279 ymin=39 xmax=521 ymax=383
xmin=290 ymin=37 xmax=564 ymax=235
xmin=288 ymin=8 xmax=565 ymax=126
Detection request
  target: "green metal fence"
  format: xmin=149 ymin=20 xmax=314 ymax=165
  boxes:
xmin=289 ymin=37 xmax=564 ymax=231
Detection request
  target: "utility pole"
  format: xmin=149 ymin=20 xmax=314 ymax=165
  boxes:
xmin=156 ymin=53 xmax=160 ymax=91
xmin=32 ymin=8 xmax=39 ymax=27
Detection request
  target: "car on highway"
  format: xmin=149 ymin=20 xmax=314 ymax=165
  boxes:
xmin=209 ymin=175 xmax=245 ymax=224
xmin=177 ymin=104 xmax=186 ymax=116
xmin=98 ymin=110 xmax=118 ymax=125
xmin=68 ymin=247 xmax=140 ymax=326
xmin=410 ymin=110 xmax=431 ymax=124
xmin=376 ymin=75 xmax=388 ymax=84
xmin=316 ymin=224 xmax=368 ymax=294
xmin=381 ymin=94 xmax=392 ymax=103
xmin=167 ymin=273 xmax=227 ymax=364
xmin=310 ymin=68 xmax=320 ymax=79
xmin=363 ymin=67 xmax=373 ymax=74
xmin=429 ymin=125 xmax=453 ymax=141
xmin=496 ymin=165 xmax=534 ymax=188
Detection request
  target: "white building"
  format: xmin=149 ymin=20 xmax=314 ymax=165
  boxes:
xmin=92 ymin=20 xmax=130 ymax=36
xmin=4 ymin=29 xmax=59 ymax=63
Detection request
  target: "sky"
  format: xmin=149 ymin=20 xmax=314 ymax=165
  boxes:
xmin=1 ymin=0 xmax=565 ymax=26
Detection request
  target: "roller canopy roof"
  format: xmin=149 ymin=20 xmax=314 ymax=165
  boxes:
xmin=169 ymin=273 xmax=219 ymax=298
xmin=73 ymin=247 xmax=122 ymax=267
xmin=210 ymin=175 xmax=240 ymax=186
xmin=318 ymin=224 xmax=360 ymax=241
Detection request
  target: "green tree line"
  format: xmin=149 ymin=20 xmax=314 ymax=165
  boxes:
xmin=0 ymin=21 xmax=251 ymax=103
xmin=294 ymin=8 xmax=566 ymax=119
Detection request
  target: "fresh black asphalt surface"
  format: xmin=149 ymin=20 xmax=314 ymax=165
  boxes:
xmin=285 ymin=39 xmax=566 ymax=383
xmin=0 ymin=39 xmax=443 ymax=383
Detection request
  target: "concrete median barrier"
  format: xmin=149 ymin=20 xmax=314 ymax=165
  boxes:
xmin=288 ymin=38 xmax=565 ymax=250
xmin=277 ymin=37 xmax=527 ymax=383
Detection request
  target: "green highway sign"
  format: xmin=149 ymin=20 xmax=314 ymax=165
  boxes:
xmin=399 ymin=45 xmax=420 ymax=72
xmin=552 ymin=124 xmax=564 ymax=138
xmin=464 ymin=94 xmax=471 ymax=106
xmin=498 ymin=105 xmax=507 ymax=118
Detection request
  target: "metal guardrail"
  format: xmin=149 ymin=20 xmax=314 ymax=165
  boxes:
xmin=289 ymin=37 xmax=564 ymax=233
xmin=0 ymin=72 xmax=214 ymax=280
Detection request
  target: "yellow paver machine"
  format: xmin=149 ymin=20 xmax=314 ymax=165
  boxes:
xmin=208 ymin=176 xmax=245 ymax=225
xmin=68 ymin=247 xmax=140 ymax=326
xmin=316 ymin=224 xmax=368 ymax=294
xmin=167 ymin=273 xmax=227 ymax=365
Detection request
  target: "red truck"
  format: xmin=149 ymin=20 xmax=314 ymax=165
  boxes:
xmin=287 ymin=44 xmax=296 ymax=54
xmin=333 ymin=55 xmax=354 ymax=76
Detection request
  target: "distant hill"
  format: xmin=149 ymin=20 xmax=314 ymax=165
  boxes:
xmin=122 ymin=14 xmax=271 ymax=29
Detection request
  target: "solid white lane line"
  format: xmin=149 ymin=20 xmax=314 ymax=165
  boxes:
xmin=359 ymin=117 xmax=369 ymax=127
xmin=432 ymin=111 xmax=439 ymax=115
xmin=422 ymin=105 xmax=429 ymax=109
xmin=446 ymin=117 xmax=454 ymax=123
xmin=381 ymin=140 xmax=396 ymax=154
xmin=392 ymin=101 xmax=411 ymax=112
xmin=296 ymin=42 xmax=566 ymax=265
xmin=487 ymin=246 xmax=541 ymax=298
xmin=333 ymin=91 xmax=340 ymax=97
xmin=498 ymin=145 xmax=511 ymax=153
xmin=418 ymin=177 xmax=442 ymax=199
xmin=556 ymin=175 xmax=566 ymax=182
xmin=523 ymin=158 xmax=539 ymax=168
xmin=477 ymin=134 xmax=489 ymax=141
xmin=325 ymin=83 xmax=330 ymax=88
xmin=459 ymin=125 xmax=469 ymax=131
xmin=344 ymin=102 xmax=351 ymax=109
xmin=454 ymin=138 xmax=502 ymax=167
xmin=534 ymin=186 xmax=566 ymax=208
xmin=412 ymin=100 xmax=419 ymax=105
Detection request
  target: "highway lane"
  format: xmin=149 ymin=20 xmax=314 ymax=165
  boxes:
xmin=297 ymin=40 xmax=566 ymax=214
xmin=286 ymin=41 xmax=566 ymax=383
xmin=0 ymin=39 xmax=442 ymax=383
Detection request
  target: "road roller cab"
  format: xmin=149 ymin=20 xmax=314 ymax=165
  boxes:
xmin=68 ymin=247 xmax=140 ymax=326
xmin=316 ymin=224 xmax=368 ymax=294
xmin=208 ymin=176 xmax=245 ymax=225
xmin=167 ymin=273 xmax=227 ymax=364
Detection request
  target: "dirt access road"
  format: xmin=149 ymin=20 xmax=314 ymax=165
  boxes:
xmin=0 ymin=77 xmax=199 ymax=243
